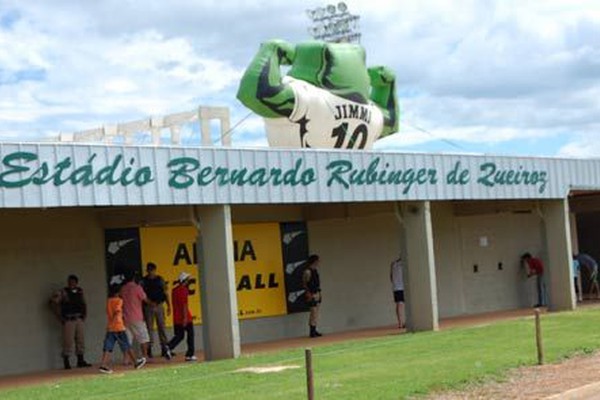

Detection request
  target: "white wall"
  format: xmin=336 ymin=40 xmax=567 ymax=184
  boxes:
xmin=431 ymin=203 xmax=466 ymax=317
xmin=0 ymin=201 xmax=547 ymax=376
xmin=306 ymin=213 xmax=402 ymax=333
xmin=433 ymin=203 xmax=544 ymax=317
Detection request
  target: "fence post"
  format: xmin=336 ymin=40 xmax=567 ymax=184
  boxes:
xmin=305 ymin=348 xmax=314 ymax=400
xmin=535 ymin=308 xmax=544 ymax=365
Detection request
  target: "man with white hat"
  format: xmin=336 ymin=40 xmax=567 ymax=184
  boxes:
xmin=166 ymin=272 xmax=196 ymax=361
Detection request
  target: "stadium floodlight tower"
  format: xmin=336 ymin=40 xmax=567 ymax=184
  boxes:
xmin=306 ymin=2 xmax=361 ymax=43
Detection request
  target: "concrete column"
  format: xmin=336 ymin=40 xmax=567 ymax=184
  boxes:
xmin=194 ymin=205 xmax=241 ymax=360
xmin=569 ymin=212 xmax=579 ymax=255
xmin=401 ymin=201 xmax=439 ymax=331
xmin=541 ymin=199 xmax=575 ymax=311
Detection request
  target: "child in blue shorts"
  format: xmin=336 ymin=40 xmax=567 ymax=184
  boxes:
xmin=99 ymin=283 xmax=146 ymax=374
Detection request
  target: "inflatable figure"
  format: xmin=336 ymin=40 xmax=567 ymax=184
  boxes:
xmin=237 ymin=39 xmax=398 ymax=149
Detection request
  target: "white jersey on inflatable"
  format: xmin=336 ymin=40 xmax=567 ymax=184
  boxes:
xmin=264 ymin=77 xmax=384 ymax=150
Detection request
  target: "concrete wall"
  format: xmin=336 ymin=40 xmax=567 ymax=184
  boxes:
xmin=433 ymin=202 xmax=544 ymax=317
xmin=98 ymin=204 xmax=402 ymax=345
xmin=0 ymin=209 xmax=106 ymax=375
xmin=306 ymin=213 xmax=402 ymax=333
xmin=0 ymin=200 xmax=549 ymax=376
xmin=238 ymin=203 xmax=402 ymax=340
xmin=431 ymin=203 xmax=465 ymax=317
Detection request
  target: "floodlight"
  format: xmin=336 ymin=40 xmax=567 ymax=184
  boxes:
xmin=305 ymin=3 xmax=361 ymax=43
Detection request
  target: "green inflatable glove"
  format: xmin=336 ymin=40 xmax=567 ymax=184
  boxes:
xmin=237 ymin=40 xmax=399 ymax=149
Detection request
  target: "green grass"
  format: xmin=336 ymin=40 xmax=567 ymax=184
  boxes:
xmin=4 ymin=307 xmax=600 ymax=399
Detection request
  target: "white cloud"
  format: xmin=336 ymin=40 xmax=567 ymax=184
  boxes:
xmin=0 ymin=0 xmax=598 ymax=157
xmin=558 ymin=129 xmax=600 ymax=158
xmin=0 ymin=12 xmax=242 ymax=136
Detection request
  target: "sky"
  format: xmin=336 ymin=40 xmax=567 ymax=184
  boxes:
xmin=0 ymin=0 xmax=599 ymax=157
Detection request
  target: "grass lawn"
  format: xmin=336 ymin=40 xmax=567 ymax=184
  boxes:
xmin=3 ymin=307 xmax=600 ymax=399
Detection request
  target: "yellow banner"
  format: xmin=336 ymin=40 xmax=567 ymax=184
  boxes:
xmin=232 ymin=223 xmax=287 ymax=319
xmin=139 ymin=223 xmax=287 ymax=326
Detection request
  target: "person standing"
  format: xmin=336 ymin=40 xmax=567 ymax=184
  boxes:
xmin=121 ymin=270 xmax=151 ymax=360
xmin=141 ymin=262 xmax=171 ymax=358
xmin=390 ymin=255 xmax=405 ymax=329
xmin=59 ymin=275 xmax=92 ymax=370
xmin=99 ymin=283 xmax=146 ymax=374
xmin=302 ymin=255 xmax=322 ymax=338
xmin=577 ymin=253 xmax=600 ymax=299
xmin=166 ymin=272 xmax=196 ymax=361
xmin=521 ymin=253 xmax=545 ymax=307
xmin=573 ymin=255 xmax=583 ymax=302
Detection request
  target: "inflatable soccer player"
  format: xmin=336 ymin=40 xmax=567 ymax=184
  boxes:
xmin=237 ymin=39 xmax=399 ymax=149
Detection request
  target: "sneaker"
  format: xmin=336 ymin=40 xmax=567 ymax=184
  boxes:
xmin=134 ymin=357 xmax=147 ymax=369
xmin=163 ymin=348 xmax=173 ymax=360
xmin=185 ymin=355 xmax=197 ymax=362
xmin=99 ymin=366 xmax=113 ymax=374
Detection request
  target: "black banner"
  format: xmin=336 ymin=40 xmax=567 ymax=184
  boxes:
xmin=280 ymin=222 xmax=310 ymax=313
xmin=104 ymin=228 xmax=142 ymax=284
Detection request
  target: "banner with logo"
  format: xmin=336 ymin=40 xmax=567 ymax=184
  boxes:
xmin=104 ymin=222 xmax=308 ymax=327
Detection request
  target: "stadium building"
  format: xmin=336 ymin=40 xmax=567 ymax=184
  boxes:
xmin=1 ymin=106 xmax=600 ymax=376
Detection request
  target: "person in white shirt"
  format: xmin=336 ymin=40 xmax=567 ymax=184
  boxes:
xmin=390 ymin=255 xmax=405 ymax=329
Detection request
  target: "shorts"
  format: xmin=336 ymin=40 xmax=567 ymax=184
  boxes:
xmin=103 ymin=331 xmax=131 ymax=353
xmin=126 ymin=320 xmax=150 ymax=344
xmin=393 ymin=290 xmax=405 ymax=303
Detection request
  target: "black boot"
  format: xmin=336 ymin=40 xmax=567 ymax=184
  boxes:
xmin=63 ymin=356 xmax=71 ymax=370
xmin=76 ymin=354 xmax=92 ymax=368
xmin=309 ymin=325 xmax=322 ymax=338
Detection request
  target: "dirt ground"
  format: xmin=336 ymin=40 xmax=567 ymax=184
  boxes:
xmin=426 ymin=351 xmax=600 ymax=399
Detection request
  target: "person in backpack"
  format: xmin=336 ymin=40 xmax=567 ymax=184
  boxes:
xmin=141 ymin=262 xmax=171 ymax=358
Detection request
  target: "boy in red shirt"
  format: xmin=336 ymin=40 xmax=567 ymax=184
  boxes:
xmin=166 ymin=272 xmax=196 ymax=361
xmin=99 ymin=282 xmax=147 ymax=374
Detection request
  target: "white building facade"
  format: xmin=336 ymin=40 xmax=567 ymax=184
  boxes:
xmin=0 ymin=141 xmax=593 ymax=375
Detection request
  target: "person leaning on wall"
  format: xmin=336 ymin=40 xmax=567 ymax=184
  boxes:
xmin=50 ymin=274 xmax=92 ymax=370
xmin=521 ymin=253 xmax=546 ymax=308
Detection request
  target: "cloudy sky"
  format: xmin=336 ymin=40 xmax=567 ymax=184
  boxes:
xmin=1 ymin=0 xmax=599 ymax=157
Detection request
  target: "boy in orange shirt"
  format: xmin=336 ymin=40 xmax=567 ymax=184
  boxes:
xmin=99 ymin=282 xmax=147 ymax=374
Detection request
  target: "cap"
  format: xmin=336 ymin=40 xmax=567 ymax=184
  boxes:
xmin=178 ymin=272 xmax=191 ymax=283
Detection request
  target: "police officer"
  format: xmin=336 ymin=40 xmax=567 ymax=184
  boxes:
xmin=60 ymin=275 xmax=91 ymax=369
xmin=302 ymin=255 xmax=323 ymax=338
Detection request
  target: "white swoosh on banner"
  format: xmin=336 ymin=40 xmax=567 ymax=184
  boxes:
xmin=107 ymin=238 xmax=135 ymax=255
